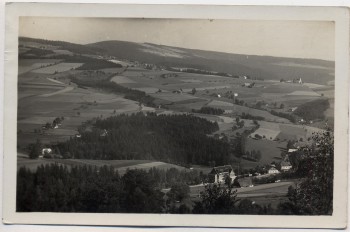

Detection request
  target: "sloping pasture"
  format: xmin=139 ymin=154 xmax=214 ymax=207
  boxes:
xmin=32 ymin=63 xmax=83 ymax=74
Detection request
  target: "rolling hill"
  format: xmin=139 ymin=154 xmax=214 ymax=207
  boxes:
xmin=19 ymin=37 xmax=335 ymax=85
xmin=89 ymin=40 xmax=334 ymax=85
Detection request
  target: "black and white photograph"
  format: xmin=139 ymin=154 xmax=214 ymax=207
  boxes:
xmin=2 ymin=2 xmax=349 ymax=229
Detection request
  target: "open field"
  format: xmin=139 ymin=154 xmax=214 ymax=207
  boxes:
xmin=111 ymin=75 xmax=136 ymax=84
xmin=187 ymin=181 xmax=294 ymax=207
xmin=18 ymin=59 xmax=61 ymax=75
xmin=277 ymin=124 xmax=307 ymax=141
xmin=236 ymin=180 xmax=296 ymax=208
xmin=168 ymin=100 xmax=209 ymax=111
xmin=40 ymin=86 xmax=75 ymax=97
xmin=112 ymin=161 xmax=187 ymax=175
xmin=150 ymin=92 xmax=199 ymax=102
xmin=273 ymin=61 xmax=334 ymax=70
xmin=250 ymin=120 xmax=323 ymax=142
xmin=244 ymin=139 xmax=287 ymax=164
xmin=208 ymin=100 xmax=234 ymax=107
xmin=207 ymin=100 xmax=290 ymax=123
xmin=32 ymin=63 xmax=83 ymax=74
xmin=17 ymin=81 xmax=146 ymax=147
xmin=287 ymin=90 xmax=320 ymax=96
xmin=53 ymin=49 xmax=74 ymax=55
xmin=262 ymin=83 xmax=310 ymax=94
xmin=252 ymin=128 xmax=280 ymax=140
xmin=18 ymin=85 xmax=64 ymax=99
xmin=17 ymin=156 xmax=187 ymax=174
xmin=133 ymin=87 xmax=162 ymax=94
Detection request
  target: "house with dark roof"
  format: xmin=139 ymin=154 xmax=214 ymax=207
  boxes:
xmin=280 ymin=156 xmax=293 ymax=172
xmin=208 ymin=165 xmax=236 ymax=183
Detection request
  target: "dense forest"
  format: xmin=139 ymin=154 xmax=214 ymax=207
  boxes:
xmin=293 ymin=99 xmax=330 ymax=121
xmin=240 ymin=112 xmax=265 ymax=121
xmin=18 ymin=130 xmax=333 ymax=215
xmin=270 ymin=110 xmax=296 ymax=123
xmin=192 ymin=106 xmax=225 ymax=115
xmin=62 ymin=55 xmax=122 ymax=70
xmin=16 ymin=164 xmax=273 ymax=214
xmin=56 ymin=113 xmax=231 ymax=166
xmin=17 ymin=165 xmax=163 ymax=213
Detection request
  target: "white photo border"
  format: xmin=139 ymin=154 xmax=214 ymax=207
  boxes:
xmin=3 ymin=3 xmax=349 ymax=228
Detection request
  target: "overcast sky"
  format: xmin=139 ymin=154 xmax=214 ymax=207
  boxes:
xmin=19 ymin=17 xmax=334 ymax=61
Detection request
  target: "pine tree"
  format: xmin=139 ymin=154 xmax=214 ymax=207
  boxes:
xmin=29 ymin=139 xmax=42 ymax=159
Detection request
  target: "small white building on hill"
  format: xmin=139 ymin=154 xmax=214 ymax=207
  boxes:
xmin=268 ymin=167 xmax=280 ymax=174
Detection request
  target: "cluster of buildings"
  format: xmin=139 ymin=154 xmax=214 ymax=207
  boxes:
xmin=208 ymin=165 xmax=236 ymax=183
xmin=208 ymin=155 xmax=293 ymax=185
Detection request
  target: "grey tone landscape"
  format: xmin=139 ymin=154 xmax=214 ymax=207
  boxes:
xmin=16 ymin=18 xmax=334 ymax=215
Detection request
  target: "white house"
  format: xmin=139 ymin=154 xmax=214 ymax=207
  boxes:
xmin=41 ymin=148 xmax=52 ymax=157
xmin=268 ymin=167 xmax=280 ymax=174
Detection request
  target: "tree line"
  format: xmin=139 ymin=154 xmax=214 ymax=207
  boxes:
xmin=166 ymin=67 xmax=232 ymax=78
xmin=17 ymin=165 xmax=163 ymax=213
xmin=192 ymin=106 xmax=225 ymax=115
xmin=70 ymin=76 xmax=156 ymax=107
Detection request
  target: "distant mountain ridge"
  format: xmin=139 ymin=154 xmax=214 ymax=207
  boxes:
xmin=88 ymin=40 xmax=334 ymax=85
xmin=19 ymin=37 xmax=335 ymax=85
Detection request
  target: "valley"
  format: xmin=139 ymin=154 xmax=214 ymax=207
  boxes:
xmin=16 ymin=36 xmax=335 ymax=214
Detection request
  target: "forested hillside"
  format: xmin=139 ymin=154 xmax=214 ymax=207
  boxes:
xmin=57 ymin=113 xmax=231 ymax=166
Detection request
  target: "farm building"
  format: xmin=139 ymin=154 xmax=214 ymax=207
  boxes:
xmin=268 ymin=167 xmax=280 ymax=174
xmin=42 ymin=148 xmax=52 ymax=155
xmin=288 ymin=148 xmax=298 ymax=153
xmin=288 ymin=107 xmax=298 ymax=112
xmin=100 ymin=129 xmax=108 ymax=137
xmin=208 ymin=165 xmax=236 ymax=184
xmin=280 ymin=160 xmax=292 ymax=172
